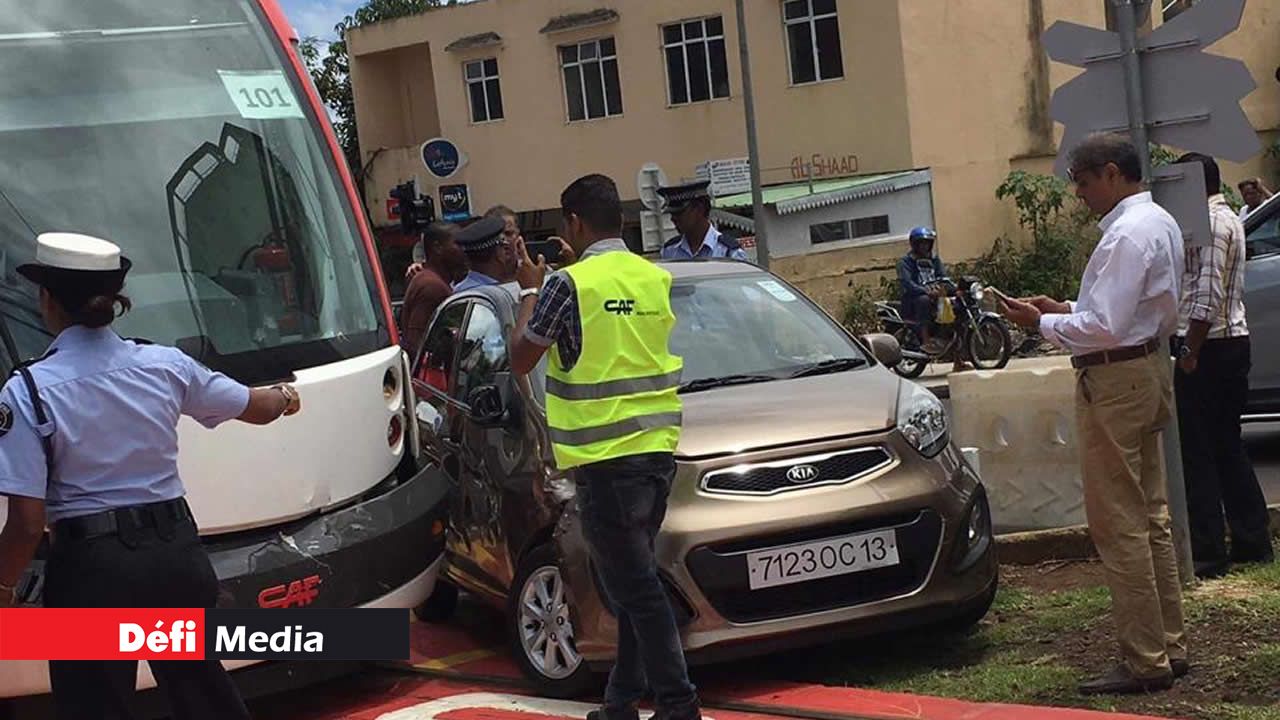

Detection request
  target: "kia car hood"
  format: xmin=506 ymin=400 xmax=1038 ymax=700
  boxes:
xmin=673 ymin=367 xmax=902 ymax=459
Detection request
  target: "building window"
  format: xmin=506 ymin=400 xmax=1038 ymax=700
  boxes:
xmin=560 ymin=38 xmax=623 ymax=122
xmin=464 ymin=58 xmax=503 ymax=123
xmin=662 ymin=16 xmax=730 ymax=105
xmin=810 ymin=215 xmax=890 ymax=245
xmin=783 ymin=0 xmax=844 ymax=85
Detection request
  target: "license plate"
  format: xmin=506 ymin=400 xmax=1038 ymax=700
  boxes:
xmin=746 ymin=529 xmax=900 ymax=590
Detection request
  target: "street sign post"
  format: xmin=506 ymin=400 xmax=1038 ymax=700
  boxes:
xmin=1043 ymin=0 xmax=1264 ymax=584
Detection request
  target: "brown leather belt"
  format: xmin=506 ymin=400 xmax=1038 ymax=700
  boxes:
xmin=1071 ymin=337 xmax=1161 ymax=369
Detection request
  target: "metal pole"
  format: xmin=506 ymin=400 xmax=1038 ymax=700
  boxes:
xmin=1116 ymin=0 xmax=1196 ymax=586
xmin=735 ymin=0 xmax=769 ymax=269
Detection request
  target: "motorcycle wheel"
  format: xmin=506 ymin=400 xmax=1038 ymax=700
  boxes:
xmin=892 ymin=328 xmax=928 ymax=379
xmin=968 ymin=317 xmax=1012 ymax=370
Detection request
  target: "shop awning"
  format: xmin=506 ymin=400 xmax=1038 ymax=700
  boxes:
xmin=713 ymin=170 xmax=931 ymax=216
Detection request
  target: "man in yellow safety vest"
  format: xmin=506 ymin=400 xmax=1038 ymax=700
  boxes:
xmin=509 ymin=174 xmax=699 ymax=720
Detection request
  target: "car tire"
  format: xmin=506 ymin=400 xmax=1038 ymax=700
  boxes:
xmin=507 ymin=544 xmax=598 ymax=699
xmin=414 ymin=578 xmax=459 ymax=623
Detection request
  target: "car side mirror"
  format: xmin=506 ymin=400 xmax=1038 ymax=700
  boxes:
xmin=468 ymin=384 xmax=507 ymax=427
xmin=861 ymin=333 xmax=902 ymax=367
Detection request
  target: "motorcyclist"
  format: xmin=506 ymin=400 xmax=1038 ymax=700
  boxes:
xmin=897 ymin=226 xmax=950 ymax=354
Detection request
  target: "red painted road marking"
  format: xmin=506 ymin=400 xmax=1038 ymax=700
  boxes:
xmin=385 ymin=623 xmax=1172 ymax=720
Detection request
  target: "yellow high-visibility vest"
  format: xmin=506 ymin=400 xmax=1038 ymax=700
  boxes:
xmin=545 ymin=252 xmax=683 ymax=470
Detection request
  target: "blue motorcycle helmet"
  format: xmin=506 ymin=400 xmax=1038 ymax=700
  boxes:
xmin=908 ymin=226 xmax=937 ymax=253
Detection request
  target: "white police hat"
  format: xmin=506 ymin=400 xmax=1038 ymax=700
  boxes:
xmin=17 ymin=232 xmax=132 ymax=290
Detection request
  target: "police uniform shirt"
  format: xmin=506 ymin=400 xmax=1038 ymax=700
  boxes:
xmin=0 ymin=326 xmax=251 ymax=523
xmin=660 ymin=225 xmax=748 ymax=261
xmin=453 ymin=269 xmax=500 ymax=292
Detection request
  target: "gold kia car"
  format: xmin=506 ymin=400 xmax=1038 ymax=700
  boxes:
xmin=409 ymin=258 xmax=997 ymax=696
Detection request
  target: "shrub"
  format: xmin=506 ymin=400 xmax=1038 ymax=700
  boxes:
xmin=839 ymin=281 xmax=887 ymax=337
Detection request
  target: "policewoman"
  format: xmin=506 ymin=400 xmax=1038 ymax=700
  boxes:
xmin=657 ymin=179 xmax=747 ymax=261
xmin=0 ymin=233 xmax=301 ymax=719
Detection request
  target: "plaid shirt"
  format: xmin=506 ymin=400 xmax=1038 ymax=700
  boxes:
xmin=1178 ymin=194 xmax=1249 ymax=339
xmin=524 ymin=238 xmax=632 ymax=369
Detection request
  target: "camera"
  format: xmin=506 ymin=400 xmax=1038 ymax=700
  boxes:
xmin=389 ymin=180 xmax=436 ymax=235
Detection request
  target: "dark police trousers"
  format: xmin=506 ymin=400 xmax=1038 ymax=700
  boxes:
xmin=1175 ymin=335 xmax=1273 ymax=564
xmin=575 ymin=452 xmax=698 ymax=715
xmin=43 ymin=506 xmax=251 ymax=720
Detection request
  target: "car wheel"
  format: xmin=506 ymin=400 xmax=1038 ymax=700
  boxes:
xmin=414 ymin=578 xmax=459 ymax=623
xmin=508 ymin=544 xmax=597 ymax=698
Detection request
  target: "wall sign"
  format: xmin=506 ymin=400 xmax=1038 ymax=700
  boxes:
xmin=440 ymin=183 xmax=471 ymax=222
xmin=694 ymin=157 xmax=752 ymax=196
xmin=421 ymin=138 xmax=466 ymax=179
xmin=790 ymin=153 xmax=859 ymax=180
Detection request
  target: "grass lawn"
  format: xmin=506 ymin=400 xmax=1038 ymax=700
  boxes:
xmin=750 ymin=540 xmax=1280 ymax=719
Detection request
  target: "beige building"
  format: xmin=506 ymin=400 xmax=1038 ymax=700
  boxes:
xmin=348 ymin=0 xmax=1280 ymax=310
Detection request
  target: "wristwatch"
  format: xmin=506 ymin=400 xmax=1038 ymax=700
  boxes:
xmin=275 ymin=384 xmax=296 ymax=413
xmin=519 ymin=287 xmax=539 ymax=299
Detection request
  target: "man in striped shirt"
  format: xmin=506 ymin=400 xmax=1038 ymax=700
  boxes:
xmin=1173 ymin=153 xmax=1274 ymax=579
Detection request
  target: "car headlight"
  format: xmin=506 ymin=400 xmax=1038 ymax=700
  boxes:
xmin=969 ymin=281 xmax=984 ymax=302
xmin=897 ymin=381 xmax=949 ymax=457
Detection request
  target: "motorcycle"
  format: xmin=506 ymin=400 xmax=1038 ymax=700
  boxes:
xmin=874 ymin=276 xmax=1013 ymax=379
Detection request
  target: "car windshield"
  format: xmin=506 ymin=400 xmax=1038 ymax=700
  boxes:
xmin=669 ymin=273 xmax=868 ymax=388
xmin=0 ymin=0 xmax=387 ymax=383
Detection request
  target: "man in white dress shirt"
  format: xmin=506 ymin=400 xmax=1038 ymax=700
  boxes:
xmin=1002 ymin=133 xmax=1188 ymax=696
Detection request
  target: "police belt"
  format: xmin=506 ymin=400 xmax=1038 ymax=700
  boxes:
xmin=50 ymin=498 xmax=194 ymax=544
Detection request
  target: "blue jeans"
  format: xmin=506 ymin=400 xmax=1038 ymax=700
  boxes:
xmin=576 ymin=453 xmax=697 ymax=714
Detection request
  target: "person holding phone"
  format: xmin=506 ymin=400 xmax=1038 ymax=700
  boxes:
xmin=999 ymin=133 xmax=1188 ymax=696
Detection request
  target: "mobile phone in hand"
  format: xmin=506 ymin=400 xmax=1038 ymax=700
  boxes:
xmin=986 ymin=286 xmax=1013 ymax=305
xmin=524 ymin=238 xmax=564 ymax=265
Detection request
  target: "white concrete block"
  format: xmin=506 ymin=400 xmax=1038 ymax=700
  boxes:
xmin=948 ymin=356 xmax=1082 ymax=533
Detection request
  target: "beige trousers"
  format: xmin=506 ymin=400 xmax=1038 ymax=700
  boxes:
xmin=1075 ymin=351 xmax=1187 ymax=678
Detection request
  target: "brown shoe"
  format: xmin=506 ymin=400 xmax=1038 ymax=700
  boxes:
xmin=1078 ymin=666 xmax=1174 ymax=695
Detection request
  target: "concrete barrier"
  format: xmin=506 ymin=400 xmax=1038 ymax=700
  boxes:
xmin=948 ymin=356 xmax=1082 ymax=534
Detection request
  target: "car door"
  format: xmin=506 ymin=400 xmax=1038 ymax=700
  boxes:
xmin=447 ymin=298 xmax=540 ymax=595
xmin=1244 ymin=201 xmax=1280 ymax=413
xmin=412 ymin=299 xmax=469 ymax=465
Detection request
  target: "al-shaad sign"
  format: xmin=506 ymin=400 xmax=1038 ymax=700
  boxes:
xmin=421 ymin=137 xmax=466 ymax=180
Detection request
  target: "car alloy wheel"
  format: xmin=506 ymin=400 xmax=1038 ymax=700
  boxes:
xmin=517 ymin=564 xmax=582 ymax=680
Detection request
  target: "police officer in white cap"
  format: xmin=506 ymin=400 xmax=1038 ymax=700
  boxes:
xmin=0 ymin=233 xmax=302 ymax=719
xmin=657 ymin=180 xmax=748 ymax=261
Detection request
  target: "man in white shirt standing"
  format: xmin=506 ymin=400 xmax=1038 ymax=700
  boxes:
xmin=1002 ymin=133 xmax=1188 ymax=696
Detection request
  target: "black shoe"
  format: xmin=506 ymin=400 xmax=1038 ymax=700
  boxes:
xmin=1194 ymin=559 xmax=1231 ymax=579
xmin=1171 ymin=658 xmax=1190 ymax=678
xmin=588 ymin=706 xmax=640 ymax=720
xmin=1078 ymin=666 xmax=1174 ymax=695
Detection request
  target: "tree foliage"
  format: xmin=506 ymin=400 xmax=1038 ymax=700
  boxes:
xmin=299 ymin=0 xmax=457 ymax=173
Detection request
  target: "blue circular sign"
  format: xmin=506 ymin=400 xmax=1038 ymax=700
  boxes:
xmin=421 ymin=138 xmax=461 ymax=179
